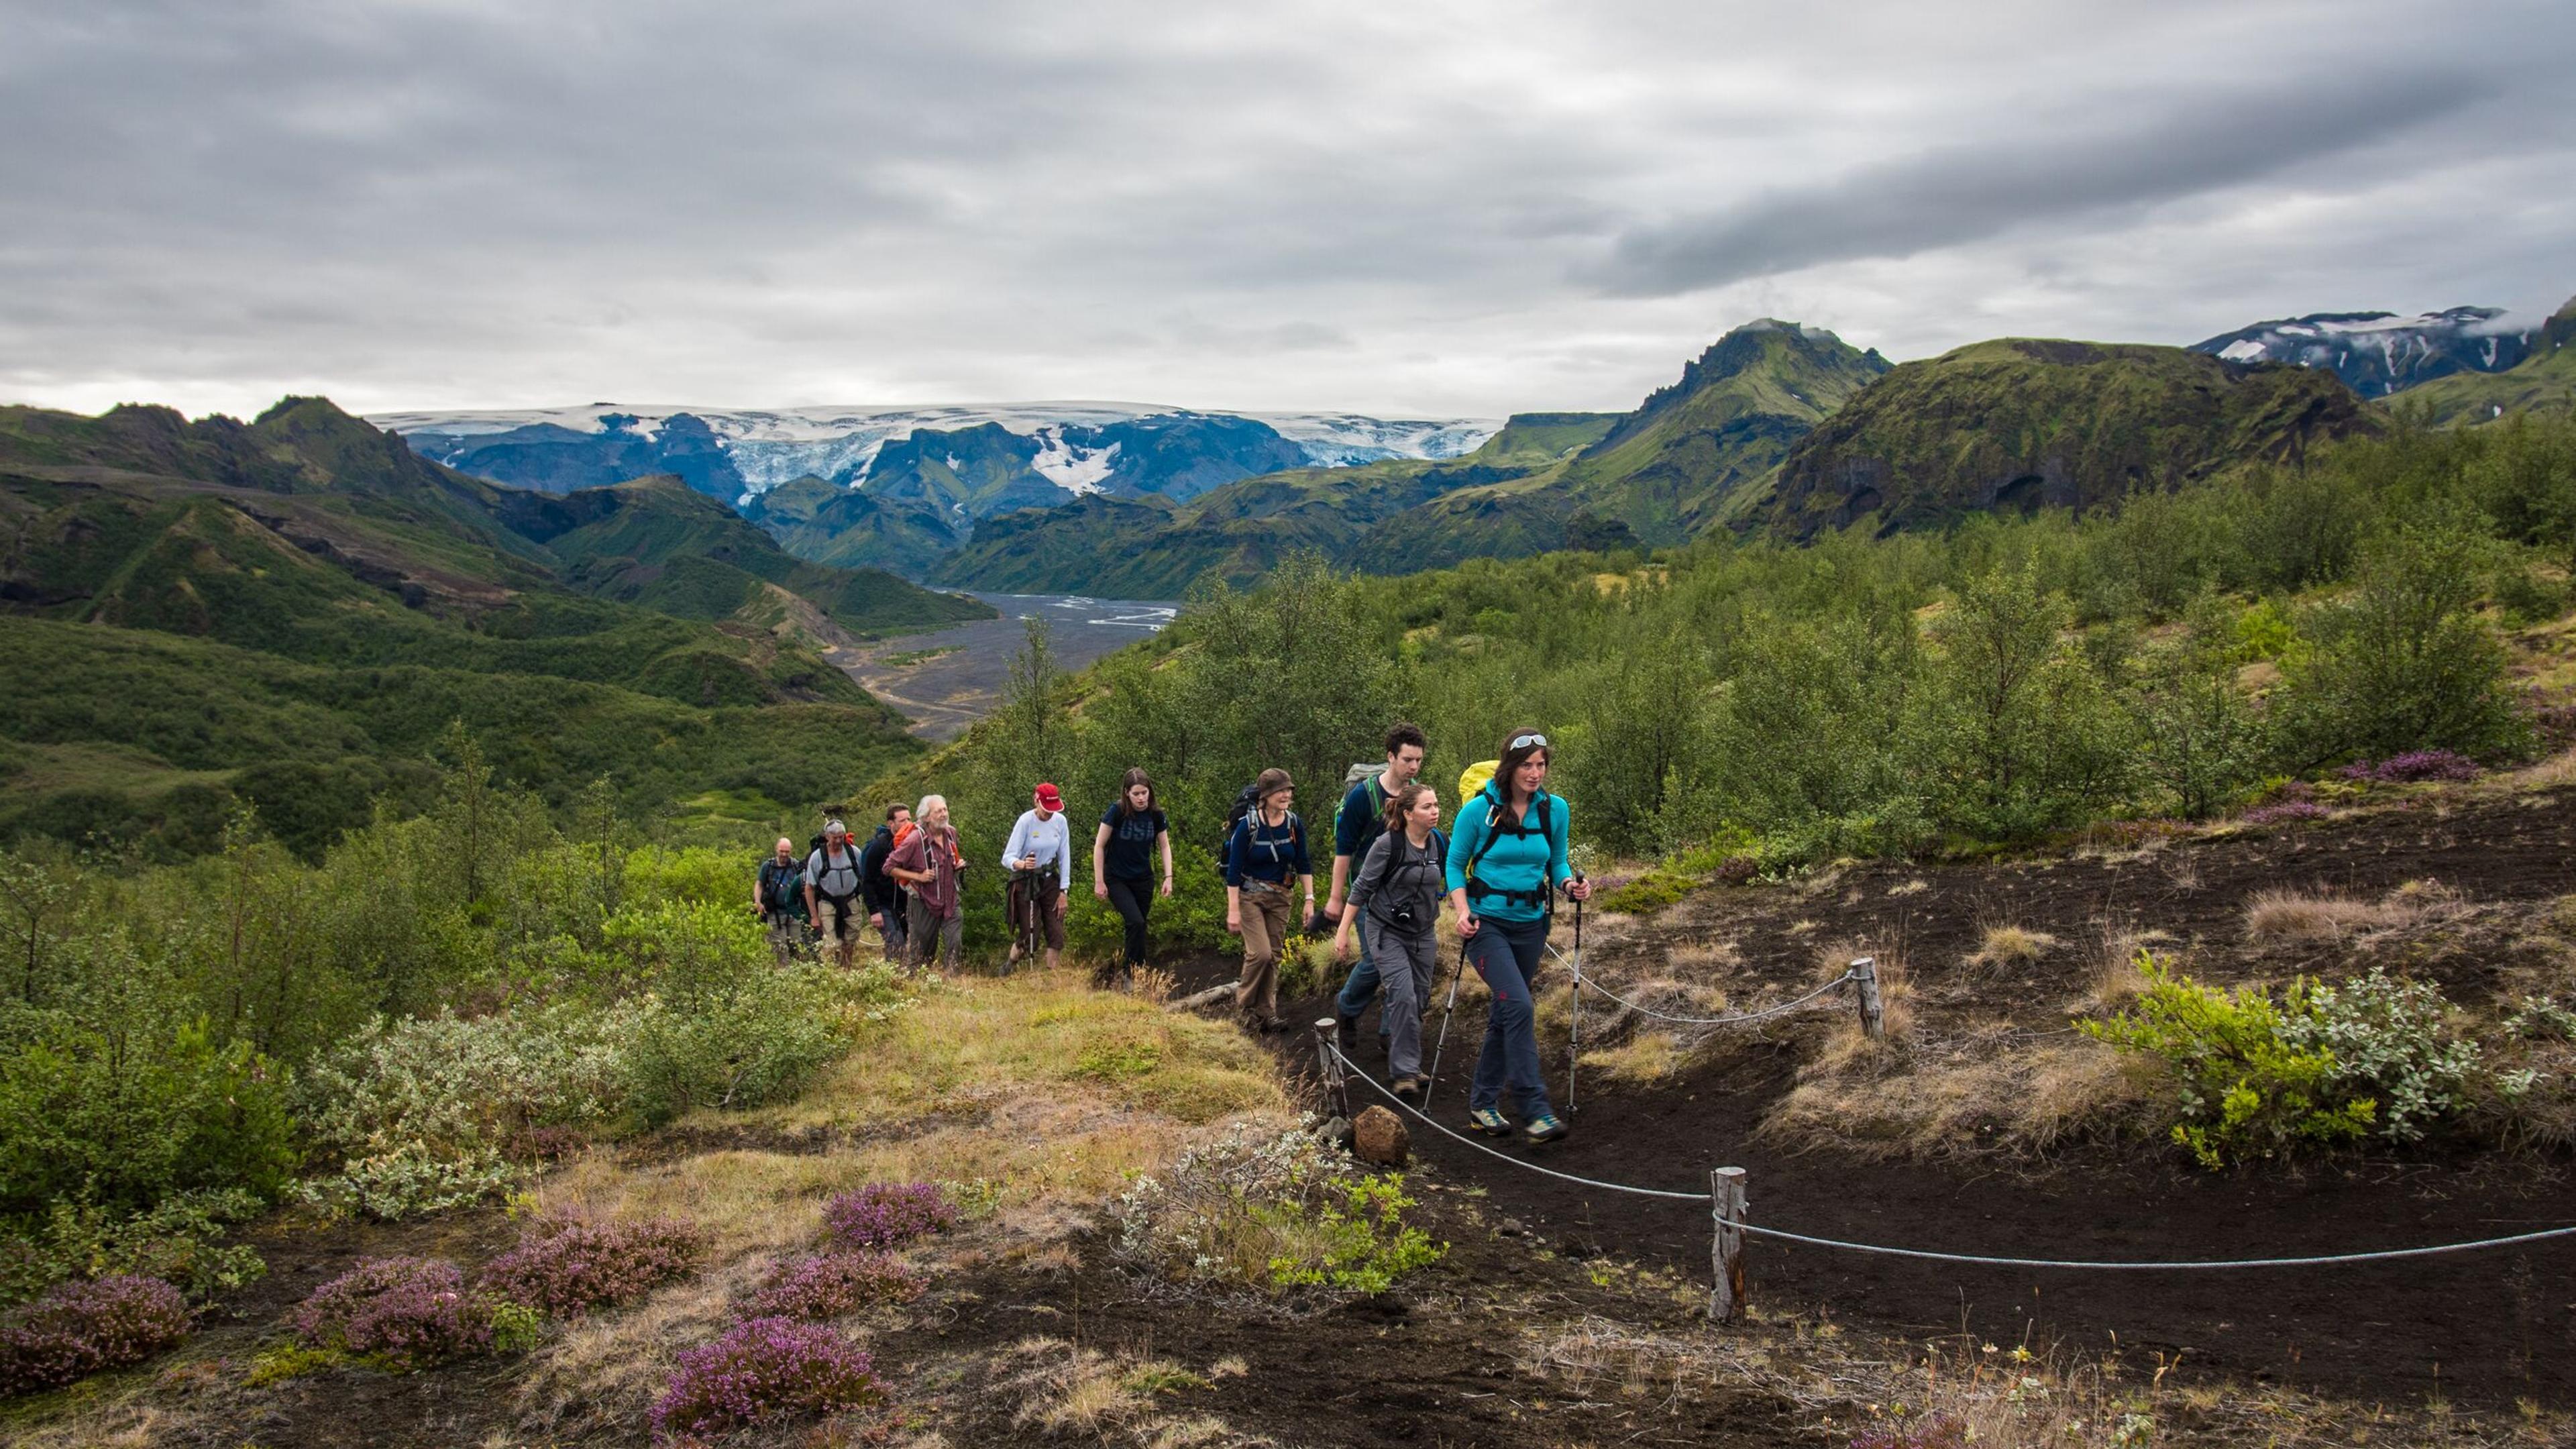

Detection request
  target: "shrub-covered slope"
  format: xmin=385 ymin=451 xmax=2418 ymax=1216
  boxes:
xmin=1760 ymin=339 xmax=2373 ymax=538
xmin=0 ymin=397 xmax=943 ymax=858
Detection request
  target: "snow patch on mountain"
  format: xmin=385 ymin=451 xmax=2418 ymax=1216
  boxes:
xmin=1029 ymin=428 xmax=1120 ymax=496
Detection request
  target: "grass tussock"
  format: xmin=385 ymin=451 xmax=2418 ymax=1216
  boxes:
xmin=1764 ymin=1028 xmax=2159 ymax=1161
xmin=1966 ymin=924 xmax=2059 ymax=974
xmin=1578 ymin=1030 xmax=1689 ymax=1083
xmin=2243 ymin=879 xmax=2463 ymax=944
xmin=1004 ymin=1337 xmax=1231 ymax=1444
xmin=2083 ymin=928 xmax=2174 ymax=1008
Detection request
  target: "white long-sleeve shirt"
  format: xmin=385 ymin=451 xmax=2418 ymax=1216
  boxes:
xmin=1002 ymin=808 xmax=1073 ymax=890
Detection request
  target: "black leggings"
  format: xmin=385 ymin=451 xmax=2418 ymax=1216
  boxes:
xmin=1104 ymin=875 xmax=1153 ymax=971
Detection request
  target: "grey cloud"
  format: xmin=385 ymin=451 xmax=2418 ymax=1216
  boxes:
xmin=1590 ymin=67 xmax=2488 ymax=297
xmin=0 ymin=1 xmax=2569 ymax=420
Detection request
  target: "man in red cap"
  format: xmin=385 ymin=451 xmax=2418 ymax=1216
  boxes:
xmin=1002 ymin=782 xmax=1073 ymax=973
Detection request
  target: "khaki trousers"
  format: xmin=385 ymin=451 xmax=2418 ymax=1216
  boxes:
xmin=1236 ymin=881 xmax=1293 ymax=1020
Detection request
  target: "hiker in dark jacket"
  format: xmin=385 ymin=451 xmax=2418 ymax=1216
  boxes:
xmin=755 ymin=836 xmax=809 ymax=966
xmin=1091 ymin=767 xmax=1172 ymax=988
xmin=1224 ymin=768 xmax=1311 ymax=1032
xmin=857 ymin=802 xmax=912 ymax=963
xmin=1332 ymin=782 xmax=1444 ymax=1099
xmin=802 ymin=820 xmax=867 ymax=970
xmin=1446 ymin=729 xmax=1591 ymax=1144
xmin=1327 ymin=722 xmax=1427 ymax=1057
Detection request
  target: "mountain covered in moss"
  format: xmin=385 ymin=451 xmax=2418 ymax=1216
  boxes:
xmin=1758 ymin=339 xmax=2373 ymax=539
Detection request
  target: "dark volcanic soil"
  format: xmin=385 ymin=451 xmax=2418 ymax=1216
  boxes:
xmin=1199 ymin=785 xmax=2576 ymax=1410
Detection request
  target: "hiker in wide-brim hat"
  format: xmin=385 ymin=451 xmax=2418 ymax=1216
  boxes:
xmin=1224 ymin=768 xmax=1311 ymax=1032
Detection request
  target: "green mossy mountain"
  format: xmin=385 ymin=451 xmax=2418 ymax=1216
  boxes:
xmin=2401 ymin=295 xmax=2576 ymax=426
xmin=1758 ymin=339 xmax=2373 ymax=539
xmin=0 ymin=396 xmax=967 ymax=859
xmin=1548 ymin=321 xmax=1891 ymax=541
xmin=741 ymin=474 xmax=967 ymax=572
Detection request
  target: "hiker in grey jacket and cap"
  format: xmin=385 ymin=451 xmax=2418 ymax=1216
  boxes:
xmin=1332 ymin=782 xmax=1446 ymax=1099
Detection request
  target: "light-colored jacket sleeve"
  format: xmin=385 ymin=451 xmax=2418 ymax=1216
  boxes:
xmin=1001 ymin=811 xmax=1033 ymax=874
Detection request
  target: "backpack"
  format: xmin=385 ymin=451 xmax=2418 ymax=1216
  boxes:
xmin=1221 ymin=790 xmax=1305 ymax=877
xmin=1329 ymin=761 xmax=1388 ymax=854
xmin=806 ymin=842 xmax=863 ymax=905
xmin=1214 ymin=780 xmax=1266 ymax=868
xmin=758 ymin=858 xmax=805 ymax=914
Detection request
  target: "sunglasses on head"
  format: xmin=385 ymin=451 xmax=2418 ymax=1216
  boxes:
xmin=1509 ymin=733 xmax=1548 ymax=751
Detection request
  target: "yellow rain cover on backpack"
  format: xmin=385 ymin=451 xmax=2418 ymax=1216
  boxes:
xmin=1456 ymin=759 xmax=1498 ymax=812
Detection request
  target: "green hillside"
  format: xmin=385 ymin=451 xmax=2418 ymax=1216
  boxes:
xmin=1760 ymin=339 xmax=2373 ymax=538
xmin=1551 ymin=321 xmax=1890 ymax=541
xmin=0 ymin=397 xmax=964 ymax=859
xmin=2402 ymin=294 xmax=2576 ymax=425
xmin=741 ymin=474 xmax=965 ymax=572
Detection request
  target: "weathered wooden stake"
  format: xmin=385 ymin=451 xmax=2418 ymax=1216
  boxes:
xmin=1312 ymin=1017 xmax=1349 ymax=1118
xmin=1709 ymin=1165 xmax=1748 ymax=1324
xmin=1851 ymin=956 xmax=1884 ymax=1041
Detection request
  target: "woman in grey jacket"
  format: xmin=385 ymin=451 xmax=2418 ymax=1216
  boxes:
xmin=1332 ymin=782 xmax=1445 ymax=1099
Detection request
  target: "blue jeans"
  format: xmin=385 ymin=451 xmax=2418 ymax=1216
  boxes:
xmin=1465 ymin=915 xmax=1552 ymax=1118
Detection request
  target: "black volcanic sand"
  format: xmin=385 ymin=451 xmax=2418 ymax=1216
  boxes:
xmin=835 ymin=592 xmax=1174 ymax=739
xmin=1185 ymin=785 xmax=2576 ymax=1409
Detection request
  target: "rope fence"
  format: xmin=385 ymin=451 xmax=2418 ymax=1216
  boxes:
xmin=1312 ymin=1034 xmax=2576 ymax=1320
xmin=1559 ymin=953 xmax=1858 ymax=1026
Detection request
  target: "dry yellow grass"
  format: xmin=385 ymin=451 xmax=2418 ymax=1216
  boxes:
xmin=1578 ymin=1029 xmax=1688 ymax=1083
xmin=2243 ymin=881 xmax=2462 ymax=944
xmin=1966 ymin=924 xmax=2059 ymax=975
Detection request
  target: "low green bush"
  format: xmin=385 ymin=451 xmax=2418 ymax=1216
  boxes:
xmin=2081 ymin=957 xmax=2479 ymax=1167
xmin=0 ymin=1188 xmax=264 ymax=1307
xmin=1111 ymin=1124 xmax=1443 ymax=1297
xmin=622 ymin=964 xmax=848 ymax=1124
xmin=2080 ymin=958 xmax=2375 ymax=1169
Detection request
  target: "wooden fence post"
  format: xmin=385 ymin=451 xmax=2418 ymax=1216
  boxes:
xmin=1851 ymin=956 xmax=1884 ymax=1041
xmin=1312 ymin=1018 xmax=1348 ymax=1118
xmin=1710 ymin=1166 xmax=1748 ymax=1324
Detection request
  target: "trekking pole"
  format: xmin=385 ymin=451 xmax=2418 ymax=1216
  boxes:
xmin=1423 ymin=934 xmax=1470 ymax=1109
xmin=1566 ymin=873 xmax=1586 ymax=1116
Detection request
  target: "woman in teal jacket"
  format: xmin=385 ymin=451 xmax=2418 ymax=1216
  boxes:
xmin=1445 ymin=728 xmax=1591 ymax=1143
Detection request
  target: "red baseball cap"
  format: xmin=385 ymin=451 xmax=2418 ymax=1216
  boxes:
xmin=1034 ymin=783 xmax=1063 ymax=811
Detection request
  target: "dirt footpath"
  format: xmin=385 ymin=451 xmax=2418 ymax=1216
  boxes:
xmin=1211 ymin=788 xmax=2576 ymax=1409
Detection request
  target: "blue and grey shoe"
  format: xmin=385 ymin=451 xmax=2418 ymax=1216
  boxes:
xmin=1523 ymin=1114 xmax=1569 ymax=1144
xmin=1467 ymin=1106 xmax=1512 ymax=1137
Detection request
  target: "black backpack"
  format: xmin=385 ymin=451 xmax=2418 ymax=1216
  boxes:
xmin=1214 ymin=780 xmax=1266 ymax=869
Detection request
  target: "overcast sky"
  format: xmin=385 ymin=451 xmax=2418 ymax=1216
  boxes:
xmin=4 ymin=0 xmax=2571 ymax=421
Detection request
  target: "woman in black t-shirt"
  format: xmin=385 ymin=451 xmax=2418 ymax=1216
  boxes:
xmin=1091 ymin=767 xmax=1173 ymax=987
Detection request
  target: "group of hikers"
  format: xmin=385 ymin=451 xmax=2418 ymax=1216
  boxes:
xmin=751 ymin=722 xmax=1592 ymax=1146
xmin=752 ymin=775 xmax=1175 ymax=981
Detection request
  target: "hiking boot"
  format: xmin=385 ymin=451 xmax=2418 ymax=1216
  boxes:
xmin=1467 ymin=1106 xmax=1511 ymax=1137
xmin=1392 ymin=1076 xmax=1423 ymax=1104
xmin=1523 ymin=1114 xmax=1570 ymax=1144
xmin=1334 ymin=1015 xmax=1360 ymax=1057
xmin=1258 ymin=1015 xmax=1292 ymax=1034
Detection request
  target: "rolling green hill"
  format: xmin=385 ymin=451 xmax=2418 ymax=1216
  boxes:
xmin=741 ymin=474 xmax=966 ymax=572
xmin=1758 ymin=339 xmax=2373 ymax=539
xmin=0 ymin=396 xmax=978 ymax=859
xmin=2402 ymin=295 xmax=2576 ymax=425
